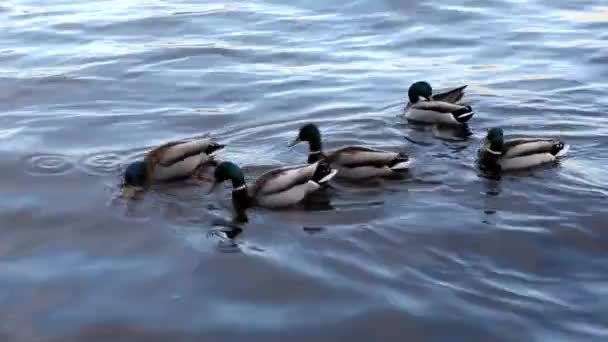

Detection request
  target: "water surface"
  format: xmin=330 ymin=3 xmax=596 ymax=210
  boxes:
xmin=1 ymin=0 xmax=607 ymax=341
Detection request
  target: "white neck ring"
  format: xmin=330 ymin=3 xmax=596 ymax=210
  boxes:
xmin=486 ymin=148 xmax=501 ymax=155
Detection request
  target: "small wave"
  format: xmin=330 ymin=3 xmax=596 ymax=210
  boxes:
xmin=22 ymin=153 xmax=75 ymax=176
xmin=78 ymin=152 xmax=127 ymax=176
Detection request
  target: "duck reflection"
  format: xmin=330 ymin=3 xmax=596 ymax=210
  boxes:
xmin=481 ymin=176 xmax=502 ymax=225
xmin=432 ymin=123 xmax=473 ymax=141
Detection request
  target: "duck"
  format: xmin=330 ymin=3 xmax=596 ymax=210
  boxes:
xmin=289 ymin=123 xmax=411 ymax=180
xmin=403 ymin=81 xmax=474 ymax=125
xmin=478 ymin=127 xmax=570 ymax=172
xmin=122 ymin=137 xmax=225 ymax=196
xmin=210 ymin=160 xmax=337 ymax=222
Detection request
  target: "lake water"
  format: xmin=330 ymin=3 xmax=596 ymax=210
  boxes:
xmin=1 ymin=0 xmax=607 ymax=341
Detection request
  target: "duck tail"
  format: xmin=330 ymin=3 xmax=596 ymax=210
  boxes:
xmin=205 ymin=142 xmax=225 ymax=156
xmin=452 ymin=105 xmax=474 ymax=123
xmin=312 ymin=160 xmax=337 ymax=184
xmin=553 ymin=142 xmax=570 ymax=157
xmin=432 ymin=85 xmax=467 ymax=103
xmin=389 ymin=155 xmax=412 ymax=170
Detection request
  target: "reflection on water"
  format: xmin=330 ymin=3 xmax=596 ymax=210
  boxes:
xmin=431 ymin=124 xmax=473 ymax=141
xmin=481 ymin=177 xmax=501 ymax=224
xmin=1 ymin=0 xmax=607 ymax=341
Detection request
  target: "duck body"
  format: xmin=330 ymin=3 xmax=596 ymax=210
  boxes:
xmin=479 ymin=128 xmax=569 ymax=172
xmin=212 ymin=160 xmax=337 ymax=222
xmin=404 ymin=81 xmax=474 ymax=125
xmin=309 ymin=146 xmax=411 ymax=180
xmin=146 ymin=138 xmax=222 ymax=181
xmin=123 ymin=137 xmax=224 ymax=195
xmin=291 ymin=123 xmax=411 ymax=180
xmin=249 ymin=161 xmax=337 ymax=207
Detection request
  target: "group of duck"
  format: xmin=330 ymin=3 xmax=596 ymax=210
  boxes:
xmin=122 ymin=81 xmax=569 ymax=222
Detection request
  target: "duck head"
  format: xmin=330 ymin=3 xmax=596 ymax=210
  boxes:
xmin=479 ymin=128 xmax=504 ymax=173
xmin=485 ymin=127 xmax=504 ymax=154
xmin=211 ymin=161 xmax=249 ymax=222
xmin=408 ymin=81 xmax=433 ymax=103
xmin=289 ymin=123 xmax=323 ymax=163
xmin=122 ymin=161 xmax=147 ymax=197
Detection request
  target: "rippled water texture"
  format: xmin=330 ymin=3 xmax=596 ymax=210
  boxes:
xmin=1 ymin=0 xmax=607 ymax=341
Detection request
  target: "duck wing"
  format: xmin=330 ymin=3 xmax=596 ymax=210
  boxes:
xmin=329 ymin=146 xmax=407 ymax=168
xmin=412 ymin=100 xmax=467 ymax=113
xmin=150 ymin=138 xmax=215 ymax=167
xmin=250 ymin=163 xmax=317 ymax=197
xmin=432 ymin=85 xmax=467 ymax=104
xmin=503 ymin=139 xmax=561 ymax=158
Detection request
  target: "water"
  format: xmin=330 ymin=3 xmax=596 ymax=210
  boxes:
xmin=1 ymin=0 xmax=607 ymax=341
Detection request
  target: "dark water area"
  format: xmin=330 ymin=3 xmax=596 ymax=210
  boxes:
xmin=1 ymin=0 xmax=607 ymax=341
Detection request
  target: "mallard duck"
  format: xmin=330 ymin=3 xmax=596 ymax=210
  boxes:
xmin=210 ymin=160 xmax=337 ymax=222
xmin=478 ymin=127 xmax=570 ymax=172
xmin=289 ymin=123 xmax=411 ymax=180
xmin=123 ymin=137 xmax=225 ymax=196
xmin=404 ymin=81 xmax=474 ymax=125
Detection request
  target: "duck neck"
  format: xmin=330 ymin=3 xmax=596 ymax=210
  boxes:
xmin=309 ymin=138 xmax=322 ymax=154
xmin=223 ymin=165 xmax=249 ymax=221
xmin=308 ymin=150 xmax=323 ymax=163
xmin=487 ymin=140 xmax=503 ymax=155
xmin=481 ymin=140 xmax=503 ymax=173
xmin=231 ymin=186 xmax=250 ymax=223
xmin=306 ymin=134 xmax=323 ymax=164
xmin=229 ymin=172 xmax=246 ymax=190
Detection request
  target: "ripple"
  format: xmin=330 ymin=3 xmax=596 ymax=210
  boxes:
xmin=78 ymin=152 xmax=127 ymax=176
xmin=22 ymin=153 xmax=75 ymax=176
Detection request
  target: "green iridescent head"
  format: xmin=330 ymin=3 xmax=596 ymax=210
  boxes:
xmin=486 ymin=127 xmax=504 ymax=153
xmin=289 ymin=123 xmax=323 ymax=162
xmin=213 ymin=161 xmax=246 ymax=189
xmin=408 ymin=81 xmax=433 ymax=103
xmin=211 ymin=161 xmax=249 ymax=223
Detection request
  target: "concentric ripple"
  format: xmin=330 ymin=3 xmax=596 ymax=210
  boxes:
xmin=22 ymin=153 xmax=75 ymax=176
xmin=78 ymin=152 xmax=127 ymax=176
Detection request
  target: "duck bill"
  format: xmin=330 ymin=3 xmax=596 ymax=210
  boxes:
xmin=287 ymin=137 xmax=301 ymax=147
xmin=122 ymin=185 xmax=143 ymax=198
